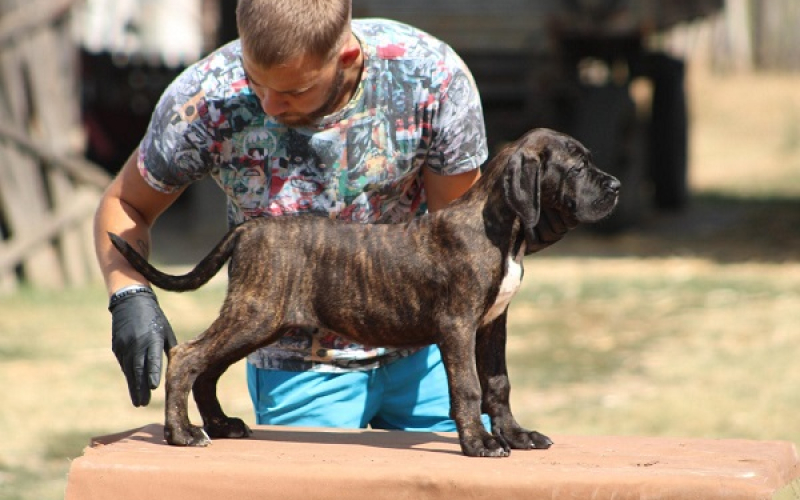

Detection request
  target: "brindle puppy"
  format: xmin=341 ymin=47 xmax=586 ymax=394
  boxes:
xmin=109 ymin=128 xmax=620 ymax=457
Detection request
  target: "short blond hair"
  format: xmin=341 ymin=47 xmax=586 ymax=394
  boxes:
xmin=236 ymin=0 xmax=351 ymax=66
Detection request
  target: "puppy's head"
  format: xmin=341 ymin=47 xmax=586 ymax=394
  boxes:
xmin=503 ymin=128 xmax=620 ymax=250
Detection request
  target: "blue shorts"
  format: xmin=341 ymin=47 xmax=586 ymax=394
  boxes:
xmin=247 ymin=345 xmax=490 ymax=432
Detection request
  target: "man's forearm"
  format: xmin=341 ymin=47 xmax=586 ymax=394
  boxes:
xmin=423 ymin=166 xmax=481 ymax=212
xmin=94 ymin=195 xmax=154 ymax=296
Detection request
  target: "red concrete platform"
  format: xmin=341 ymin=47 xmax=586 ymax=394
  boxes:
xmin=65 ymin=424 xmax=800 ymax=500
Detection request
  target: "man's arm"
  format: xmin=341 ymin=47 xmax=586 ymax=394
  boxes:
xmin=94 ymin=148 xmax=184 ymax=296
xmin=94 ymin=148 xmax=186 ymax=407
xmin=422 ymin=166 xmax=481 ymax=212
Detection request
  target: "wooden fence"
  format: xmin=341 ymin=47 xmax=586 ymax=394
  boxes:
xmin=0 ymin=0 xmax=110 ymax=293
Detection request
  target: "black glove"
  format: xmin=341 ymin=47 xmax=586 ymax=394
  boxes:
xmin=109 ymin=286 xmax=178 ymax=407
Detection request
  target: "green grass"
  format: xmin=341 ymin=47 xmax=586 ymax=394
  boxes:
xmin=0 ymin=284 xmax=234 ymax=500
xmin=505 ymin=258 xmax=800 ymax=443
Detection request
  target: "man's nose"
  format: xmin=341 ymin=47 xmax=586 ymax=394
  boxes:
xmin=259 ymin=89 xmax=289 ymax=116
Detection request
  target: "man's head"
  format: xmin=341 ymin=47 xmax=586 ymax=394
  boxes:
xmin=236 ymin=0 xmax=361 ymax=127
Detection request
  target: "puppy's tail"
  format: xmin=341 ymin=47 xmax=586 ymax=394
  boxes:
xmin=108 ymin=228 xmax=240 ymax=292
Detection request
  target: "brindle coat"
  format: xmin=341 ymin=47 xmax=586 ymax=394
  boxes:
xmin=109 ymin=128 xmax=620 ymax=457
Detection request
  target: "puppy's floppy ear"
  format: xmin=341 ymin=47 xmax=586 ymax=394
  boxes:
xmin=503 ymin=149 xmax=541 ymax=249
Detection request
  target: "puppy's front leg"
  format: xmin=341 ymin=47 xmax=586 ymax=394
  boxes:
xmin=438 ymin=329 xmax=509 ymax=457
xmin=476 ymin=312 xmax=553 ymax=451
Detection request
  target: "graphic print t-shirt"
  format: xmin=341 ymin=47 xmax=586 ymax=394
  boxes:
xmin=138 ymin=18 xmax=488 ymax=372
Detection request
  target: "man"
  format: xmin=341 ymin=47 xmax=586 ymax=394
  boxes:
xmin=94 ymin=0 xmax=488 ymax=431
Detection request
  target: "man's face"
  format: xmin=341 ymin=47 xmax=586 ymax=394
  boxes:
xmin=242 ymin=50 xmax=346 ymax=127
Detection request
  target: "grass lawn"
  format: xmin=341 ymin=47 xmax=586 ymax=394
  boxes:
xmin=2 ymin=68 xmax=800 ymax=499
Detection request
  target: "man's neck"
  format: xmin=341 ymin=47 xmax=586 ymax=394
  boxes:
xmin=335 ymin=33 xmax=364 ymax=111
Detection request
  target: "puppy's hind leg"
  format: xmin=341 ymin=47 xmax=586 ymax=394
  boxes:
xmin=164 ymin=340 xmax=213 ymax=446
xmin=164 ymin=312 xmax=268 ymax=446
xmin=185 ymin=312 xmax=282 ymax=444
xmin=193 ymin=358 xmax=252 ymax=440
xmin=165 ymin=303 xmax=280 ymax=446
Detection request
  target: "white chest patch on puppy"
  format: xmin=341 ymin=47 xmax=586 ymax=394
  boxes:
xmin=481 ymin=243 xmax=525 ymax=325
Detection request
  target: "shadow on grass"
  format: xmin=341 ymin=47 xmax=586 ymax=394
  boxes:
xmin=0 ymin=346 xmax=38 ymax=362
xmin=42 ymin=430 xmax=102 ymax=462
xmin=506 ymin=312 xmax=659 ymax=390
xmin=0 ymin=463 xmax=40 ymax=500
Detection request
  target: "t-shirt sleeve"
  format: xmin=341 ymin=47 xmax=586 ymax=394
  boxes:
xmin=137 ymin=65 xmax=214 ymax=193
xmin=425 ymin=47 xmax=488 ymax=176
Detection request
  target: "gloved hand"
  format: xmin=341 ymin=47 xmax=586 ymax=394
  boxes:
xmin=108 ymin=286 xmax=178 ymax=407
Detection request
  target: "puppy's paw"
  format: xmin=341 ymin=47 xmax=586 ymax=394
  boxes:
xmin=205 ymin=417 xmax=252 ymax=439
xmin=498 ymin=427 xmax=553 ymax=450
xmin=165 ymin=424 xmax=212 ymax=447
xmin=460 ymin=433 xmax=511 ymax=458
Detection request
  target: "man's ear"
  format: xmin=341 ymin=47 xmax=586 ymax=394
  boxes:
xmin=503 ymin=150 xmax=541 ymax=250
xmin=338 ymin=37 xmax=362 ymax=68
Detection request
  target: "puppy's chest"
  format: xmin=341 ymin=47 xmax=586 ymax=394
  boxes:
xmin=482 ymin=244 xmax=525 ymax=325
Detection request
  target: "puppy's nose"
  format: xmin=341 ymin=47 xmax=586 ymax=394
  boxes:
xmin=604 ymin=177 xmax=621 ymax=193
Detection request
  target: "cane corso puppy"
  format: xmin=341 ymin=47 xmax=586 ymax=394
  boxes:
xmin=109 ymin=128 xmax=620 ymax=457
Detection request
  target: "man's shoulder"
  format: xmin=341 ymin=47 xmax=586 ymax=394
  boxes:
xmin=352 ymin=18 xmax=422 ymax=37
xmin=353 ymin=18 xmax=450 ymax=61
xmin=166 ymin=40 xmax=247 ymax=100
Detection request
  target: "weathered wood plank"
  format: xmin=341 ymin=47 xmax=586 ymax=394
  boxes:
xmin=0 ymin=0 xmax=76 ymax=46
xmin=23 ymin=23 xmax=90 ymax=286
xmin=0 ymin=0 xmax=106 ymax=290
xmin=0 ymin=121 xmax=109 ymax=190
xmin=0 ymin=141 xmax=66 ymax=288
xmin=0 ymin=40 xmax=65 ymax=288
xmin=0 ymin=187 xmax=98 ymax=275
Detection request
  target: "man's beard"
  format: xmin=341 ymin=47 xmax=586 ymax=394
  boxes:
xmin=275 ymin=66 xmax=346 ymax=127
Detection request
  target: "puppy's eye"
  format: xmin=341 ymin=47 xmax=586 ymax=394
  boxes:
xmin=567 ymin=166 xmax=584 ymax=177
